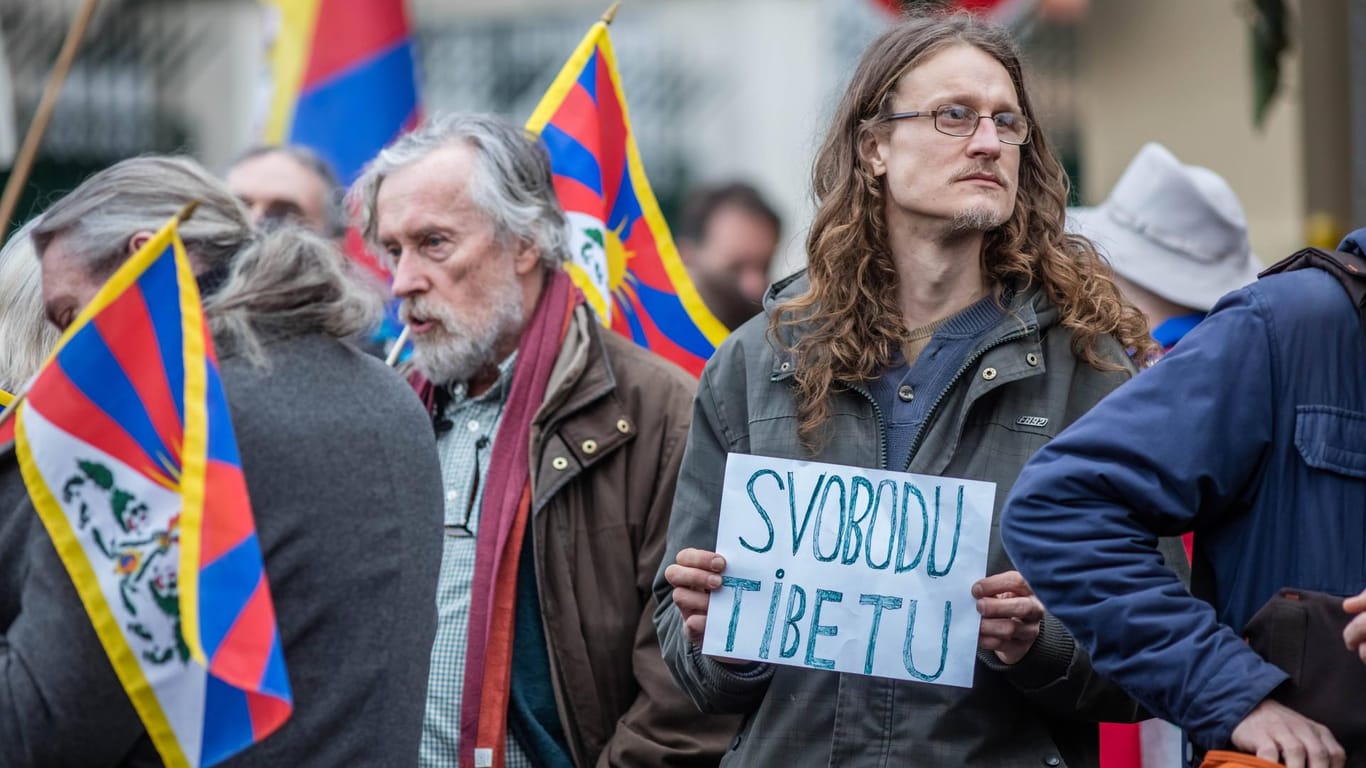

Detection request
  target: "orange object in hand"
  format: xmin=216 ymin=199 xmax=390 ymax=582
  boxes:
xmin=1199 ymin=750 xmax=1284 ymax=768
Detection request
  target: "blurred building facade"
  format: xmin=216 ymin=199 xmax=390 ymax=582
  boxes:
xmin=0 ymin=0 xmax=1357 ymax=268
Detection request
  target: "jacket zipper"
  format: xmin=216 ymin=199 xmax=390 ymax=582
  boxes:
xmin=847 ymin=383 xmax=890 ymax=470
xmin=902 ymin=326 xmax=1035 ymax=471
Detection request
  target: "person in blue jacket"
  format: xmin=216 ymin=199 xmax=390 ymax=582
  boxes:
xmin=1001 ymin=231 xmax=1366 ymax=768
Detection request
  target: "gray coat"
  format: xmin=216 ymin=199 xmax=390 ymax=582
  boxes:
xmin=654 ymin=272 xmax=1157 ymax=768
xmin=0 ymin=333 xmax=444 ymax=767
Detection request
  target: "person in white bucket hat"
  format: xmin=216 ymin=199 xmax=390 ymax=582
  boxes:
xmin=1070 ymin=142 xmax=1260 ymax=766
xmin=1069 ymin=142 xmax=1261 ymax=352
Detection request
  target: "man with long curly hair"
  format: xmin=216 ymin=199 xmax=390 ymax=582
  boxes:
xmin=654 ymin=12 xmax=1163 ymax=767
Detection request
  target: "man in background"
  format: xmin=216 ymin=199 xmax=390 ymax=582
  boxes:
xmin=228 ymin=144 xmax=396 ymax=356
xmin=226 ymin=144 xmax=346 ymax=240
xmin=675 ymin=181 xmax=781 ymax=331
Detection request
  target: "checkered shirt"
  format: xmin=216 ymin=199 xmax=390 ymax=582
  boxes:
xmin=419 ymin=353 xmax=534 ymax=768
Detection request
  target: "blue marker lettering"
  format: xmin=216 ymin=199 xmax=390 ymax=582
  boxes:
xmin=790 ymin=472 xmax=826 ymax=555
xmin=926 ymin=485 xmax=964 ymax=578
xmin=813 ymin=475 xmax=847 ymax=563
xmin=841 ymin=476 xmax=874 ymax=565
xmin=858 ymin=593 xmax=904 ymax=675
xmin=742 ymin=469 xmax=780 ymax=553
xmin=896 ymin=482 xmax=929 ymax=573
xmin=779 ymin=585 xmax=807 ymax=659
xmin=805 ymin=589 xmax=844 ymax=670
xmin=760 ymin=569 xmax=785 ymax=660
xmin=721 ymin=576 xmax=762 ymax=653
xmin=902 ymin=599 xmax=952 ymax=682
xmin=865 ymin=479 xmax=898 ymax=570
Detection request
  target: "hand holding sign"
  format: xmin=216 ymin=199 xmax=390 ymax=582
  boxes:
xmin=973 ymin=570 xmax=1044 ymax=665
xmin=665 ymin=549 xmax=754 ymax=666
xmin=664 ymin=549 xmax=726 ymax=646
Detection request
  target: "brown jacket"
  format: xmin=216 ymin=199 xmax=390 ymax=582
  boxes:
xmin=521 ymin=305 xmax=740 ymax=766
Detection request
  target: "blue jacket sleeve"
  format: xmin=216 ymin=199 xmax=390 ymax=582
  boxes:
xmin=1000 ymin=286 xmax=1288 ymax=751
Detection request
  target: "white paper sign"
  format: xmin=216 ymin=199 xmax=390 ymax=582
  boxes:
xmin=702 ymin=453 xmax=995 ymax=688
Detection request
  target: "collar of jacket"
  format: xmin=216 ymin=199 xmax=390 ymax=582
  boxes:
xmin=762 ymin=268 xmax=1052 ymax=382
xmin=408 ymin=306 xmax=632 ymax=512
xmin=528 ymin=304 xmax=634 ymax=512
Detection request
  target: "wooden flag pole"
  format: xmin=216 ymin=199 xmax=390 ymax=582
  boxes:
xmin=601 ymin=1 xmax=621 ymax=24
xmin=0 ymin=0 xmax=102 ymax=242
xmin=385 ymin=326 xmax=410 ymax=368
xmin=175 ymin=199 xmax=200 ymax=224
xmin=0 ymin=390 xmax=20 ymax=430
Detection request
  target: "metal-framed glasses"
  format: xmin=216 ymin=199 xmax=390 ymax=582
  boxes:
xmin=445 ymin=435 xmax=489 ymax=539
xmin=883 ymin=103 xmax=1031 ymax=146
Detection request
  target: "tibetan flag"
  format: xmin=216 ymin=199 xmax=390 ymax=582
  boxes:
xmin=259 ymin=0 xmax=419 ymax=344
xmin=261 ymin=0 xmax=419 ymax=186
xmin=0 ymin=389 xmax=13 ymax=444
xmin=526 ymin=15 xmax=728 ymax=378
xmin=13 ymin=215 xmax=291 ymax=767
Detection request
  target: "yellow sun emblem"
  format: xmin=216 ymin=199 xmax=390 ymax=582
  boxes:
xmin=565 ymin=218 xmax=632 ymax=324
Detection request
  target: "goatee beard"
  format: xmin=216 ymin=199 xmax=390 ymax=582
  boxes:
xmin=948 ymin=207 xmax=1006 ymax=235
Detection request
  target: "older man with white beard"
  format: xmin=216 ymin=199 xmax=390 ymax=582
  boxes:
xmin=354 ymin=113 xmax=741 ymax=768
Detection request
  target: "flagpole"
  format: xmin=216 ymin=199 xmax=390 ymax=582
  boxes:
xmin=0 ymin=0 xmax=102 ymax=241
xmin=175 ymin=199 xmax=200 ymax=224
xmin=0 ymin=393 xmax=20 ymax=432
xmin=385 ymin=326 xmax=410 ymax=368
xmin=601 ymin=1 xmax=621 ymax=24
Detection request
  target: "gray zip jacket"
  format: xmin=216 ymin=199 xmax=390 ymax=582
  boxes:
xmin=654 ymin=271 xmax=1158 ymax=768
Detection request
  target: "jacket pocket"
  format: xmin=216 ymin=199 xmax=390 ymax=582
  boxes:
xmin=1293 ymin=406 xmax=1366 ymax=479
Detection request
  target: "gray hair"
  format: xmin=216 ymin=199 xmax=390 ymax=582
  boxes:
xmin=231 ymin=144 xmax=347 ymax=238
xmin=0 ymin=218 xmax=60 ymax=393
xmin=352 ymin=112 xmax=569 ymax=269
xmin=33 ymin=155 xmax=255 ymax=282
xmin=31 ymin=155 xmax=381 ymax=363
xmin=205 ymin=226 xmax=384 ymax=363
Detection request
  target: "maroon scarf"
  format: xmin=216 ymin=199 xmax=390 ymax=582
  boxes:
xmin=410 ymin=270 xmax=579 ymax=767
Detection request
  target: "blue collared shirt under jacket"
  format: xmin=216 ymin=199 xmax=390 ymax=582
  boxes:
xmin=1000 ymin=234 xmax=1366 ymax=751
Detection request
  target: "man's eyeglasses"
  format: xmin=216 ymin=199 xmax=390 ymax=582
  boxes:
xmin=446 ymin=435 xmax=489 ymax=539
xmin=883 ymin=103 xmax=1031 ymax=146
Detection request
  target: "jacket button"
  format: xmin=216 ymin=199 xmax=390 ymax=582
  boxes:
xmin=982 ymin=367 xmax=998 ymax=381
xmin=1026 ymin=353 xmax=1039 ymax=366
xmin=616 ymin=418 xmax=631 ymax=434
xmin=551 ymin=456 xmax=569 ymax=471
xmin=1043 ymin=755 xmax=1061 ymax=767
xmin=897 ymin=384 xmax=914 ymax=402
xmin=582 ymin=439 xmax=598 ymax=455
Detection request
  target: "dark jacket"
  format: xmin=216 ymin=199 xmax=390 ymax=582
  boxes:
xmin=1001 ymin=265 xmax=1366 ymax=751
xmin=0 ymin=443 xmax=32 ymax=626
xmin=0 ymin=333 xmax=444 ymax=767
xmin=654 ymin=272 xmax=1149 ymax=768
xmin=511 ymin=305 xmax=741 ymax=766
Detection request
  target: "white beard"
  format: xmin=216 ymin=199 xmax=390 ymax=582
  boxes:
xmin=404 ymin=273 xmax=525 ymax=386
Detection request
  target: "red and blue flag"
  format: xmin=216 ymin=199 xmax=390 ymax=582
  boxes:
xmin=526 ymin=15 xmax=728 ymax=377
xmin=260 ymin=0 xmax=419 ymax=345
xmin=261 ymin=0 xmax=419 ymax=186
xmin=13 ymin=214 xmax=291 ymax=767
xmin=0 ymin=389 xmax=13 ymax=443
